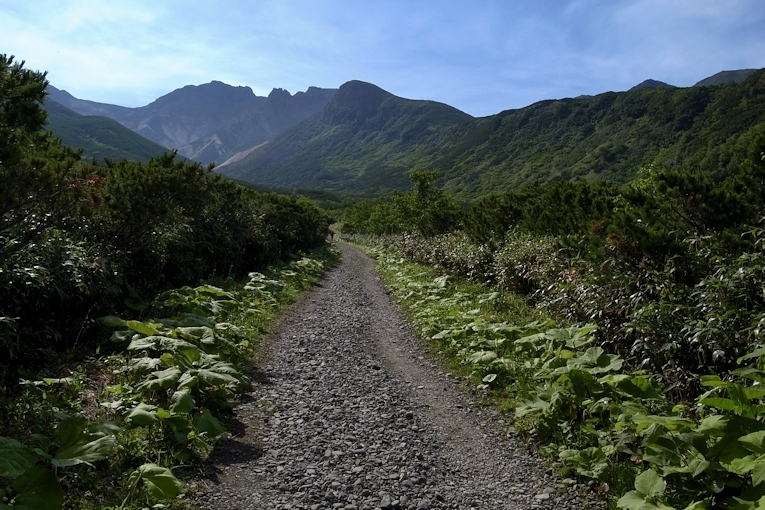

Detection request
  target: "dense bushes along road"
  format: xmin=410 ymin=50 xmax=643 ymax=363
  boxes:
xmin=0 ymin=54 xmax=329 ymax=385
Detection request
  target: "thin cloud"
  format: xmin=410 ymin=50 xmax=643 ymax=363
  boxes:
xmin=0 ymin=0 xmax=763 ymax=116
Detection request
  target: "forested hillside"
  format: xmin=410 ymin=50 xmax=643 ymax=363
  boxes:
xmin=219 ymin=80 xmax=473 ymax=194
xmin=222 ymin=69 xmax=765 ymax=198
xmin=438 ymin=69 xmax=765 ymax=196
xmin=43 ymin=98 xmax=169 ymax=162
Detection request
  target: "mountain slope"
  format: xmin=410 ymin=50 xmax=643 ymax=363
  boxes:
xmin=630 ymin=79 xmax=676 ymax=90
xmin=50 ymin=82 xmax=337 ymax=164
xmin=43 ymin=98 xmax=170 ymax=162
xmin=436 ymin=69 xmax=765 ymax=196
xmin=693 ymin=69 xmax=758 ymax=87
xmin=219 ymin=70 xmax=765 ymax=198
xmin=217 ymin=80 xmax=473 ymax=194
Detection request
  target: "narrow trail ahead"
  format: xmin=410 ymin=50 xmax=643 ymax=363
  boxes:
xmin=193 ymin=244 xmax=594 ymax=509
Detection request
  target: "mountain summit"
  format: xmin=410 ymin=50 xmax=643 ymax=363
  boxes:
xmin=50 ymin=82 xmax=337 ymax=164
xmin=217 ymin=80 xmax=473 ymax=194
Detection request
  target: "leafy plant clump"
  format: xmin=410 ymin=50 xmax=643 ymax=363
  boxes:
xmin=0 ymin=247 xmax=337 ymax=509
xmin=364 ymin=244 xmax=765 ymax=509
xmin=0 ymin=54 xmax=331 ymax=385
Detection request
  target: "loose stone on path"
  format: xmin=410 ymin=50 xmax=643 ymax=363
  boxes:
xmin=192 ymin=243 xmax=602 ymax=509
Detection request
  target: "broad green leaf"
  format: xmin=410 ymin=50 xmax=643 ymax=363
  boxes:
xmin=741 ymin=431 xmax=765 ymax=454
xmin=170 ymin=388 xmax=196 ymax=414
xmin=128 ymin=463 xmax=181 ymax=501
xmin=558 ymin=447 xmax=609 ymax=478
xmin=54 ymin=414 xmax=88 ymax=450
xmin=125 ymin=320 xmax=161 ymax=337
xmin=176 ymin=346 xmax=204 ymax=367
xmin=136 ymin=366 xmax=182 ymax=392
xmin=754 ymin=461 xmax=765 ymax=486
xmin=739 ymin=347 xmax=765 ymax=365
xmin=432 ymin=329 xmax=453 ymax=340
xmin=516 ymin=397 xmax=550 ymax=418
xmin=129 ymin=356 xmax=163 ymax=374
xmin=53 ymin=435 xmax=116 ymax=467
xmin=176 ymin=373 xmax=199 ymax=390
xmin=193 ymin=409 xmax=226 ymax=437
xmin=110 ymin=329 xmax=134 ymax=343
xmin=633 ymin=414 xmax=695 ymax=433
xmin=482 ymin=373 xmax=497 ymax=383
xmin=699 ymin=396 xmax=737 ymax=412
xmin=465 ymin=350 xmax=497 ymax=365
xmin=695 ymin=414 xmax=728 ymax=435
xmin=699 ymin=375 xmax=726 ymax=388
xmin=0 ymin=437 xmax=37 ymax=477
xmin=128 ymin=335 xmax=197 ymax=353
xmin=8 ymin=465 xmax=64 ymax=510
xmin=634 ymin=469 xmax=666 ymax=498
xmin=177 ymin=326 xmax=216 ymax=345
xmin=126 ymin=403 xmax=158 ymax=427
xmin=690 ymin=458 xmax=711 ymax=478
xmin=617 ymin=491 xmax=653 ymax=510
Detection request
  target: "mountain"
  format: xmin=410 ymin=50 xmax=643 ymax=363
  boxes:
xmin=42 ymin=98 xmax=170 ymax=162
xmin=217 ymin=80 xmax=473 ymax=194
xmin=693 ymin=69 xmax=758 ymax=87
xmin=433 ymin=69 xmax=765 ymax=196
xmin=218 ymin=69 xmax=765 ymax=198
xmin=48 ymin=86 xmax=131 ymax=118
xmin=630 ymin=79 xmax=676 ymax=91
xmin=49 ymin=82 xmax=337 ymax=164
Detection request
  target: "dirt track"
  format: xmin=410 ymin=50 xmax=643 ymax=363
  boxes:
xmin=193 ymin=243 xmax=598 ymax=509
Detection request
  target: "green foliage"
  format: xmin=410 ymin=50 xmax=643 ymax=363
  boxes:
xmin=42 ymin=99 xmax=168 ymax=163
xmin=0 ymin=55 xmax=330 ymax=384
xmin=340 ymin=170 xmax=460 ymax=236
xmin=1 ymin=247 xmax=337 ymax=509
xmin=226 ymin=69 xmax=765 ymax=198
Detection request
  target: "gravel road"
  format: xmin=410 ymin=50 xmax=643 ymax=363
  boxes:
xmin=192 ymin=244 xmax=602 ymax=509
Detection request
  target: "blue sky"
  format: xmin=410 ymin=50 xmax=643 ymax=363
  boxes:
xmin=2 ymin=0 xmax=764 ymax=117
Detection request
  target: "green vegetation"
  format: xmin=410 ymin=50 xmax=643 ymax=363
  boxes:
xmin=0 ymin=54 xmax=329 ymax=387
xmin=223 ymin=70 xmax=765 ymax=200
xmin=0 ymin=53 xmax=335 ymax=509
xmin=341 ymin=130 xmax=765 ymax=507
xmin=0 ymin=249 xmax=337 ymax=508
xmin=43 ymin=99 xmax=169 ymax=163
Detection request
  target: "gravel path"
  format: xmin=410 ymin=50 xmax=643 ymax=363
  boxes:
xmin=193 ymin=244 xmax=601 ymax=509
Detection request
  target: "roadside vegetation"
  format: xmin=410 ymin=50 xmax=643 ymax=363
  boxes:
xmin=340 ymin=134 xmax=765 ymax=509
xmin=0 ymin=54 xmax=334 ymax=508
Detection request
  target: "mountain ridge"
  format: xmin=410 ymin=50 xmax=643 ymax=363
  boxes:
xmin=47 ymin=67 xmax=765 ymax=198
xmin=50 ymin=82 xmax=338 ymax=164
xmin=42 ymin=97 xmax=170 ymax=162
xmin=218 ymin=69 xmax=765 ymax=198
xmin=218 ymin=80 xmax=473 ymax=194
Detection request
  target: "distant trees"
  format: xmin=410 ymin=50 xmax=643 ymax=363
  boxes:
xmin=341 ymin=170 xmax=459 ymax=236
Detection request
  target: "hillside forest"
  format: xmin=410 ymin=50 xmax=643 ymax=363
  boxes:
xmin=4 ymin=49 xmax=765 ymax=509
